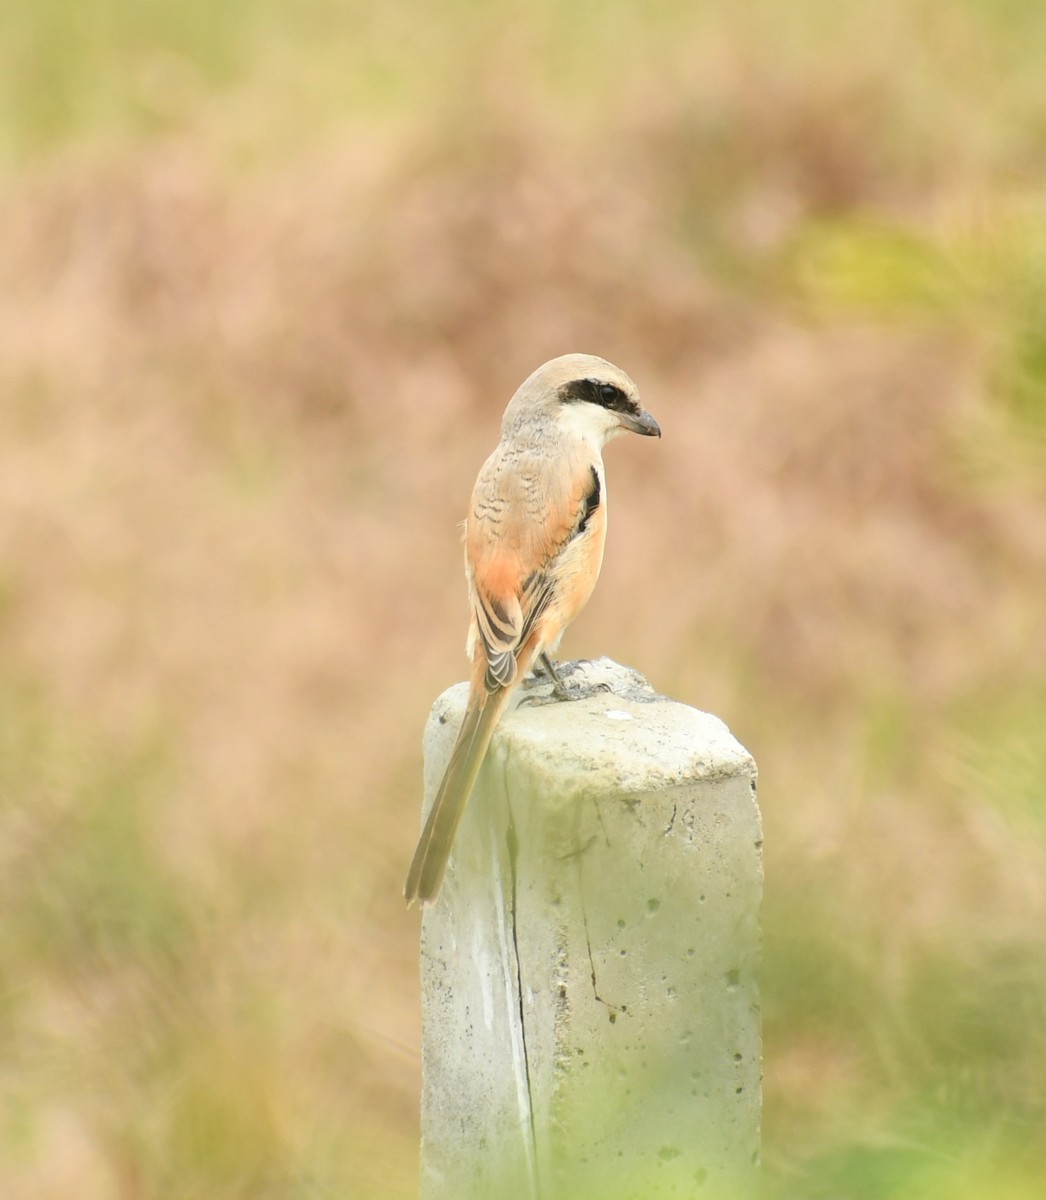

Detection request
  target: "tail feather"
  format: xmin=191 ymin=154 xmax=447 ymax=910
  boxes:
xmin=404 ymin=686 xmax=512 ymax=905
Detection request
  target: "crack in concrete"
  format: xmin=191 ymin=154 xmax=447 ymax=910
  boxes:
xmin=578 ymin=851 xmax=622 ymax=1024
xmin=503 ymin=750 xmax=541 ymax=1199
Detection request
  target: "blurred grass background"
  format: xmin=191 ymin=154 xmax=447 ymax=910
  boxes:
xmin=1 ymin=0 xmax=1044 ymax=1196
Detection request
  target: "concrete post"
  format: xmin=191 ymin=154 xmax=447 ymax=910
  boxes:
xmin=418 ymin=659 xmax=762 ymax=1200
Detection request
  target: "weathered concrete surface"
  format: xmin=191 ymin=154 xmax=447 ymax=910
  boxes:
xmin=418 ymin=658 xmax=762 ymax=1200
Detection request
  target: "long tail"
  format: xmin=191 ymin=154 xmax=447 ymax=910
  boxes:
xmin=404 ymin=683 xmax=513 ymax=905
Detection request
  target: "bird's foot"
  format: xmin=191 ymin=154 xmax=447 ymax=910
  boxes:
xmin=519 ymin=682 xmax=613 ymax=708
xmin=520 ymin=669 xmax=550 ymax=691
xmin=522 ymin=652 xmax=573 ymax=689
xmin=518 ymin=658 xmax=611 ymax=707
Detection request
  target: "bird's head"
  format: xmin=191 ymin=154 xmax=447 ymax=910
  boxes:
xmin=506 ymin=354 xmax=661 ymax=445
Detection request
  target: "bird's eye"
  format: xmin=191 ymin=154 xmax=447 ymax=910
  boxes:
xmin=599 ymin=383 xmax=620 ymax=405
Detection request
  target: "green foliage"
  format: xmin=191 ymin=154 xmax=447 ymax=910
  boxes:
xmin=995 ymin=313 xmax=1046 ymax=436
xmin=0 ymin=681 xmax=179 ymax=965
xmin=0 ymin=0 xmax=255 ymax=152
xmin=947 ymin=683 xmax=1046 ymax=830
xmin=788 ymin=202 xmax=1046 ymax=443
xmin=790 ymin=219 xmax=964 ymax=319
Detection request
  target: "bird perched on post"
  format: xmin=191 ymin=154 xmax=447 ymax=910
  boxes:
xmin=404 ymin=354 xmax=660 ymax=905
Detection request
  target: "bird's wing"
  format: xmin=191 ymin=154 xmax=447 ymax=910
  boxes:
xmin=467 ymin=452 xmax=601 ymax=691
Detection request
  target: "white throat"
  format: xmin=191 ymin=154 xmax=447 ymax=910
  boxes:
xmin=557 ymin=401 xmax=621 ymax=451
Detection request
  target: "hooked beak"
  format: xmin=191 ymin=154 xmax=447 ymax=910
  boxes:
xmin=620 ymin=408 xmax=661 ymax=438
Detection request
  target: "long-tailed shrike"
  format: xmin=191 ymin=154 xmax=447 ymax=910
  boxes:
xmin=404 ymin=354 xmax=660 ymax=905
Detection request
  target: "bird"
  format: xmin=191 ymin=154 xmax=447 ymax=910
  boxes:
xmin=404 ymin=354 xmax=660 ymax=906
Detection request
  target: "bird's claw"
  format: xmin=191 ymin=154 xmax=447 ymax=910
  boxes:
xmin=517 ymin=675 xmax=612 ymax=708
